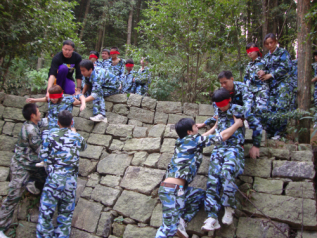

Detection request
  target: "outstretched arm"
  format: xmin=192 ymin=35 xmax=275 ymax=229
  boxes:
xmin=26 ymin=97 xmax=47 ymax=103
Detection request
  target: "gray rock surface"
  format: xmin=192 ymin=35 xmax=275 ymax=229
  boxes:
xmin=80 ymin=145 xmax=103 ymax=160
xmin=97 ymin=154 xmax=133 ymax=176
xmin=142 ymin=97 xmax=157 ymax=110
xmin=106 ymin=124 xmax=134 ymax=137
xmin=100 ymin=175 xmax=121 ymax=188
xmin=3 ymin=95 xmax=26 ymax=108
xmin=0 ymin=135 xmax=17 ymax=151
xmin=143 ymin=153 xmax=160 ymax=168
xmin=79 ymin=158 xmax=98 ymax=177
xmin=16 ymin=221 xmax=37 ymax=238
xmin=243 ymin=158 xmax=272 ymax=178
xmin=91 ymin=121 xmax=108 ymax=134
xmin=0 ymin=166 xmax=10 ymax=182
xmin=148 ymin=124 xmax=165 ymax=138
xmin=113 ymin=190 xmax=156 ymax=223
xmin=112 ymin=104 xmax=129 ymax=115
xmin=128 ymin=107 xmax=155 ymax=124
xmin=127 ymin=94 xmax=143 ymax=107
xmin=291 ymin=151 xmax=314 ymax=162
xmin=96 ymin=212 xmax=113 ymax=237
xmin=131 ymin=152 xmax=148 ymax=166
xmin=168 ymin=114 xmax=194 ymax=124
xmin=183 ymin=103 xmax=199 ymax=116
xmin=123 ymin=138 xmax=161 ymax=152
xmin=87 ymin=134 xmax=112 ymax=147
xmin=157 ymin=153 xmax=172 ymax=170
xmin=109 ymin=139 xmax=125 ymax=151
xmin=150 ymin=204 xmax=162 ymax=227
xmin=105 ymin=94 xmax=128 ymax=103
xmin=199 ymin=104 xmax=214 ymax=116
xmin=91 ymin=184 xmax=121 ymax=206
xmin=154 ymin=112 xmax=168 ymax=124
xmin=133 ymin=126 xmax=148 ymax=138
xmin=123 ymin=224 xmax=157 ymax=238
xmin=120 ymin=166 xmax=165 ymax=195
xmin=107 ymin=112 xmax=128 ymax=124
xmin=72 ymin=198 xmax=103 ymax=232
xmin=74 ymin=117 xmax=94 ymax=132
xmin=253 ymin=177 xmax=283 ymax=195
xmin=0 ymin=151 xmax=14 ymax=166
xmin=272 ymin=161 xmax=315 ymax=180
xmin=160 ymin=138 xmax=176 ymax=153
xmin=285 ymin=182 xmax=315 ymax=199
xmin=156 ymin=101 xmax=182 ymax=114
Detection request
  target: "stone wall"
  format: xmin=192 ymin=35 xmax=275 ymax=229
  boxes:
xmin=0 ymin=93 xmax=316 ymax=238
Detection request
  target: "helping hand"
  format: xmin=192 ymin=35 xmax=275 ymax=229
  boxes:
xmin=233 ymin=116 xmax=243 ymax=127
xmin=26 ymin=98 xmax=35 ymax=103
xmin=249 ymin=146 xmax=260 ymax=159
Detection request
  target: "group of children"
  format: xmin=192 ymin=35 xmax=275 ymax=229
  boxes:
xmin=82 ymin=47 xmax=151 ymax=122
xmin=155 ymin=32 xmax=307 ymax=237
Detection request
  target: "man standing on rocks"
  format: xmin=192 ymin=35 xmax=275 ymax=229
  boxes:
xmin=0 ymin=104 xmax=48 ymax=238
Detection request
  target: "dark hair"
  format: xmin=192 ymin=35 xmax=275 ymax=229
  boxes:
xmin=246 ymin=43 xmax=261 ymax=57
xmin=175 ymin=118 xmax=195 ymax=139
xmin=110 ymin=46 xmax=119 ymax=52
xmin=63 ymin=40 xmax=75 ymax=48
xmin=212 ymin=88 xmax=231 ymax=102
xmin=313 ymin=51 xmax=317 ymax=57
xmin=102 ymin=49 xmax=110 ymax=54
xmin=58 ymin=110 xmax=73 ymax=127
xmin=89 ymin=50 xmax=99 ymax=58
xmin=218 ymin=71 xmax=233 ymax=80
xmin=264 ymin=33 xmax=277 ymax=43
xmin=22 ymin=104 xmax=38 ymax=120
xmin=80 ymin=59 xmax=94 ymax=71
xmin=126 ymin=58 xmax=134 ymax=65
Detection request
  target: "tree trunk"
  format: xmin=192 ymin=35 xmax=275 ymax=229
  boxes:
xmin=100 ymin=25 xmax=106 ymax=51
xmin=79 ymin=0 xmax=91 ymax=41
xmin=95 ymin=3 xmax=107 ymax=52
xmin=247 ymin=0 xmax=251 ymax=42
xmin=297 ymin=0 xmax=312 ymax=143
xmin=262 ymin=0 xmax=269 ymax=55
xmin=37 ymin=52 xmax=44 ymax=70
xmin=127 ymin=5 xmax=134 ymax=45
xmin=133 ymin=0 xmax=142 ymax=46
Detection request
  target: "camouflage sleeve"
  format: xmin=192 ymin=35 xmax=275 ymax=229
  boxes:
xmin=135 ymin=71 xmax=149 ymax=85
xmin=28 ymin=126 xmax=43 ymax=154
xmin=91 ymin=76 xmax=103 ymax=99
xmin=269 ymin=51 xmax=292 ymax=80
xmin=245 ymin=110 xmax=263 ymax=147
xmin=79 ymin=136 xmax=87 ymax=152
xmin=197 ymin=134 xmax=222 ymax=147
xmin=38 ymin=118 xmax=48 ymax=128
xmin=242 ymin=86 xmax=253 ymax=112
xmin=243 ymin=64 xmax=250 ymax=84
xmin=39 ymin=136 xmax=51 ymax=162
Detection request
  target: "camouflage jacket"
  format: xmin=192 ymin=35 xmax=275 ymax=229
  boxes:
xmin=263 ymin=47 xmax=293 ymax=88
xmin=121 ymin=70 xmax=137 ymax=93
xmin=48 ymin=95 xmax=82 ymax=129
xmin=39 ymin=127 xmax=87 ymax=174
xmin=83 ymin=68 xmax=118 ymax=97
xmin=135 ymin=67 xmax=151 ymax=95
xmin=290 ymin=59 xmax=298 ymax=89
xmin=166 ymin=133 xmax=222 ymax=184
xmin=244 ymin=57 xmax=269 ymax=92
xmin=209 ymin=104 xmax=262 ymax=148
xmin=94 ymin=60 xmax=103 ymax=68
xmin=13 ymin=119 xmax=48 ymax=168
xmin=101 ymin=59 xmax=111 ymax=69
xmin=108 ymin=58 xmax=125 ymax=78
xmin=312 ymin=62 xmax=317 ymax=77
xmin=213 ymin=81 xmax=253 ymax=117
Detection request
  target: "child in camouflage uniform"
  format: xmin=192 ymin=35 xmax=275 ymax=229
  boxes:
xmin=108 ymin=47 xmax=125 ymax=84
xmin=81 ymin=59 xmax=118 ymax=123
xmin=201 ymin=88 xmax=262 ymax=232
xmin=135 ymin=57 xmax=151 ymax=95
xmin=36 ymin=110 xmax=87 ymax=238
xmin=257 ymin=33 xmax=294 ymax=139
xmin=26 ymin=85 xmax=86 ymax=167
xmin=155 ymin=116 xmax=243 ymax=238
xmin=121 ymin=59 xmax=137 ymax=94
xmin=244 ymin=43 xmax=269 ymax=128
xmin=101 ymin=48 xmax=111 ymax=69
xmin=89 ymin=50 xmax=102 ymax=68
xmin=0 ymin=104 xmax=48 ymax=238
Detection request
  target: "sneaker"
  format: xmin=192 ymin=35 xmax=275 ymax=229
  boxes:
xmin=271 ymin=135 xmax=281 ymax=140
xmin=176 ymin=217 xmax=189 ymax=238
xmin=0 ymin=231 xmax=8 ymax=238
xmin=222 ymin=207 xmax=235 ymax=225
xmin=35 ymin=161 xmax=45 ymax=167
xmin=201 ymin=217 xmax=221 ymax=231
xmin=244 ymin=120 xmax=249 ymax=129
xmin=90 ymin=114 xmax=106 ymax=122
xmin=26 ymin=181 xmax=40 ymax=195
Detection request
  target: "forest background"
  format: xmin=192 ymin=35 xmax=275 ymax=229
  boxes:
xmin=0 ymin=0 xmax=316 ymax=142
xmin=0 ymin=0 xmax=316 ymax=103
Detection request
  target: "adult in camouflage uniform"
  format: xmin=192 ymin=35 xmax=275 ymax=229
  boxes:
xmin=156 ymin=117 xmax=243 ymax=238
xmin=121 ymin=59 xmax=137 ymax=94
xmin=135 ymin=57 xmax=151 ymax=95
xmin=81 ymin=59 xmax=118 ymax=122
xmin=36 ymin=110 xmax=87 ymax=238
xmin=0 ymin=104 xmax=47 ymax=238
xmin=244 ymin=43 xmax=269 ymax=127
xmin=257 ymin=33 xmax=294 ymax=139
xmin=101 ymin=49 xmax=111 ymax=69
xmin=212 ymin=71 xmax=253 ymax=118
xmin=201 ymin=89 xmax=262 ymax=231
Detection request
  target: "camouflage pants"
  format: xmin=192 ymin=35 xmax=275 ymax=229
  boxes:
xmin=251 ymin=87 xmax=269 ymax=129
xmin=204 ymin=146 xmax=244 ymax=219
xmin=155 ymin=185 xmax=205 ymax=238
xmin=92 ymin=88 xmax=119 ymax=117
xmin=36 ymin=172 xmax=77 ymax=238
xmin=0 ymin=158 xmax=46 ymax=231
xmin=266 ymin=82 xmax=290 ymax=137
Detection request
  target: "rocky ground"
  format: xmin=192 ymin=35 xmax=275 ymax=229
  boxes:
xmin=0 ymin=93 xmax=315 ymax=238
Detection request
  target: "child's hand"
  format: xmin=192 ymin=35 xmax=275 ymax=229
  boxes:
xmin=257 ymin=70 xmax=265 ymax=77
xmin=233 ymin=116 xmax=243 ymax=127
xmin=26 ymin=98 xmax=35 ymax=103
xmin=196 ymin=123 xmax=205 ymax=129
xmin=312 ymin=77 xmax=317 ymax=82
xmin=73 ymin=98 xmax=81 ymax=106
xmin=80 ymin=102 xmax=86 ymax=112
xmin=133 ymin=77 xmax=135 ymax=82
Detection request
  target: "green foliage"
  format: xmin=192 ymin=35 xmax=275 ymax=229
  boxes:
xmin=114 ymin=216 xmax=124 ymax=224
xmin=26 ymin=68 xmax=50 ymax=93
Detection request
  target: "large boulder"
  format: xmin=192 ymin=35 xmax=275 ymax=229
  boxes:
xmin=123 ymin=138 xmax=161 ymax=152
xmin=272 ymin=161 xmax=315 ymax=180
xmin=91 ymin=184 xmax=121 ymax=206
xmin=106 ymin=124 xmax=134 ymax=138
xmin=97 ymin=154 xmax=133 ymax=176
xmin=128 ymin=107 xmax=155 ymax=124
xmin=156 ymin=101 xmax=182 ymax=114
